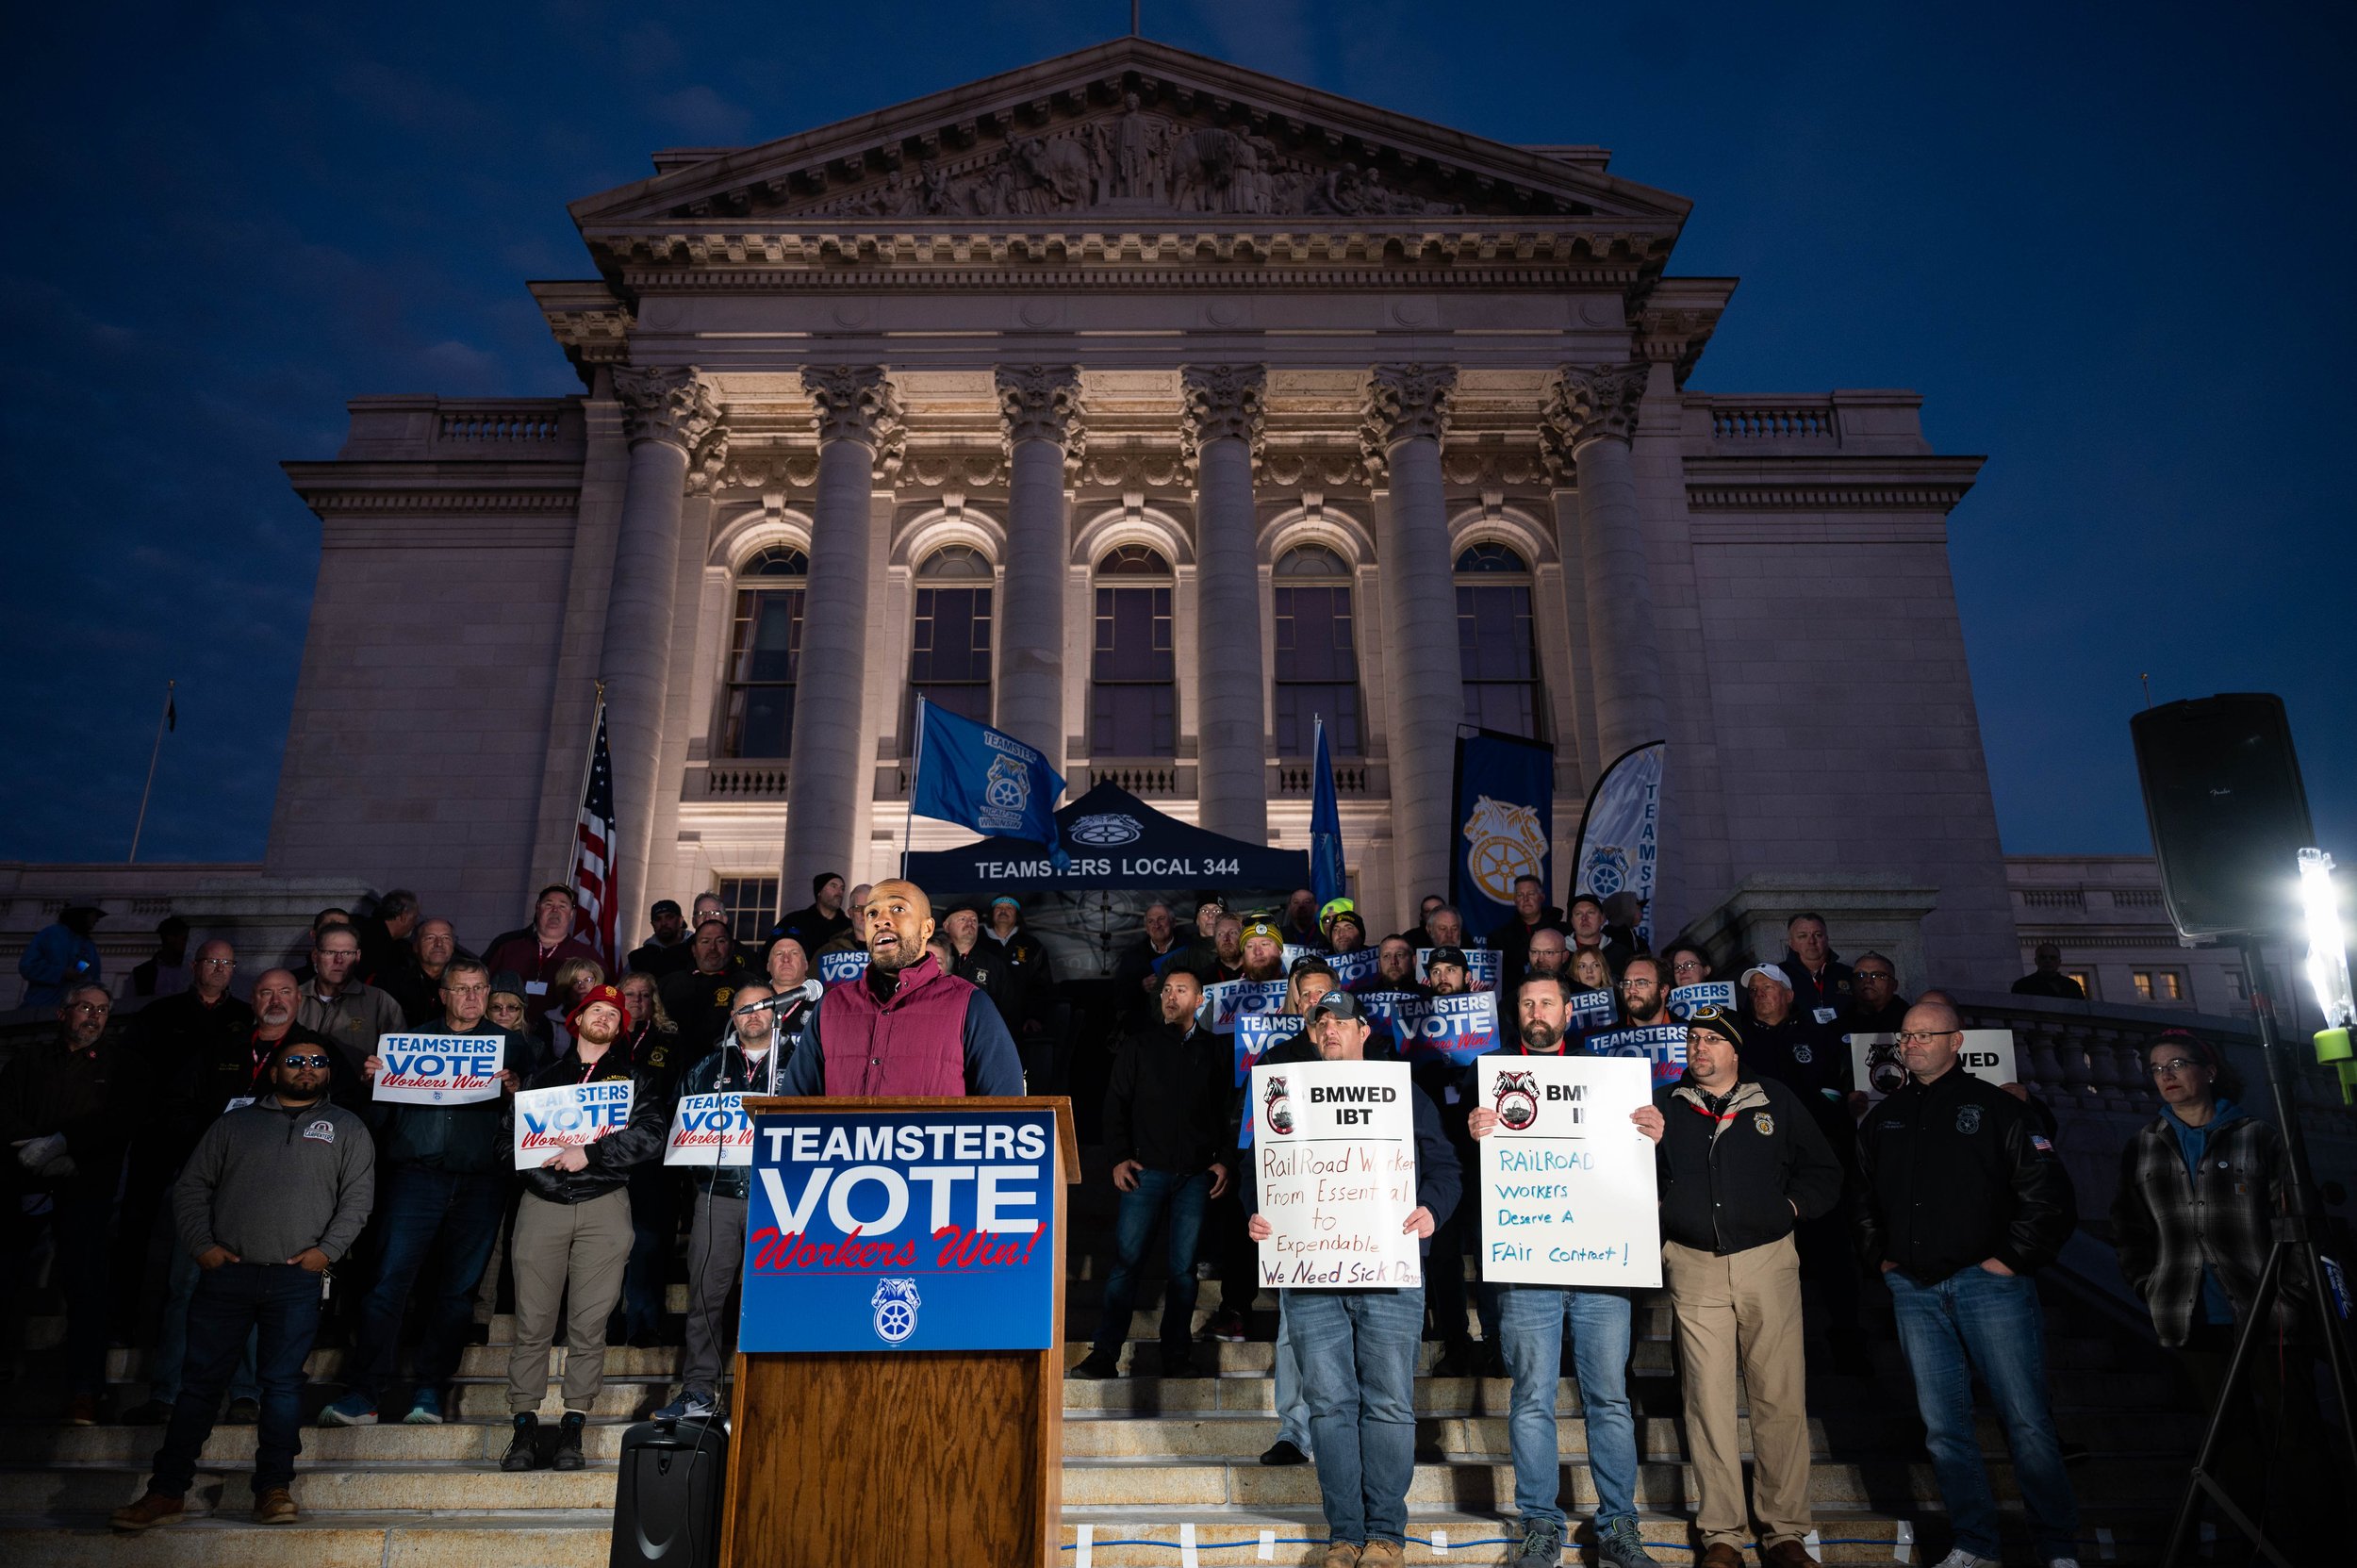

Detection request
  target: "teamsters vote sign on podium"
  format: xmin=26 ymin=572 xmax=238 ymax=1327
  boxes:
xmin=739 ymin=1108 xmax=1058 ymax=1352
xmin=1249 ymin=1060 xmax=1422 ymax=1289
xmin=1475 ymin=1054 xmax=1661 ymax=1288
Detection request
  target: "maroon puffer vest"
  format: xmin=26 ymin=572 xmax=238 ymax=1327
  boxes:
xmin=816 ymin=952 xmax=974 ymax=1096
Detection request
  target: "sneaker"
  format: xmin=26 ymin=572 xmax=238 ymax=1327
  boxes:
xmin=1202 ymin=1308 xmax=1248 ymax=1342
xmin=552 ymin=1410 xmax=586 ymax=1471
xmin=252 ymin=1485 xmax=298 ymax=1525
xmin=320 ymin=1392 xmax=378 ymax=1427
xmin=1259 ymin=1439 xmax=1310 ymax=1465
xmin=66 ymin=1395 xmax=99 ymax=1426
xmin=403 ymin=1388 xmax=443 ymax=1425
xmin=120 ymin=1398 xmax=174 ymax=1425
xmin=109 ymin=1492 xmax=187 ymax=1531
xmin=501 ymin=1412 xmax=539 ymax=1471
xmin=1067 ymin=1352 xmax=1121 ymax=1379
xmin=224 ymin=1396 xmax=260 ymax=1424
xmin=1594 ymin=1516 xmax=1660 ymax=1568
xmin=654 ymin=1390 xmax=717 ymax=1422
xmin=1929 ymin=1553 xmax=2001 ymax=1568
xmin=1510 ymin=1518 xmax=1564 ymax=1567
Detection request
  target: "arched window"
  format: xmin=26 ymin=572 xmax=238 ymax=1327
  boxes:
xmin=1272 ymin=544 xmax=1362 ymax=757
xmin=1455 ymin=543 xmax=1543 ymax=740
xmin=720 ymin=546 xmax=808 ymax=758
xmin=1091 ymin=546 xmax=1176 ymax=756
xmin=907 ymin=546 xmax=995 ymax=740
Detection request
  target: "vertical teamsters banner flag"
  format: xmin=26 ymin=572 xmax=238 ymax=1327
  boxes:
xmin=1574 ymin=740 xmax=1665 ymax=949
xmin=1451 ymin=732 xmax=1556 ymax=946
xmin=1309 ymin=716 xmax=1346 ymax=909
xmin=909 ymin=697 xmax=1067 ymax=866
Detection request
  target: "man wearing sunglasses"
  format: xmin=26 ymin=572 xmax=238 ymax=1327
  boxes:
xmin=1854 ymin=1001 xmax=2079 ymax=1568
xmin=111 ymin=1036 xmax=376 ymax=1531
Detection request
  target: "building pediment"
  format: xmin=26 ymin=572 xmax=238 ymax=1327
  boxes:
xmin=569 ymin=39 xmax=1689 ymax=235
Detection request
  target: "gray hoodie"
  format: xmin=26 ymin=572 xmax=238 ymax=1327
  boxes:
xmin=173 ymin=1095 xmax=376 ymax=1264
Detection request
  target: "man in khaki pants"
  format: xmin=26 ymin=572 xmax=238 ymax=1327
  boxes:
xmin=502 ymin=984 xmax=667 ymax=1472
xmin=1650 ymin=1006 xmax=1845 ymax=1568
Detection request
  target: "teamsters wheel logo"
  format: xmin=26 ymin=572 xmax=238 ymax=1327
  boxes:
xmin=1069 ymin=813 xmax=1144 ymax=846
xmin=1493 ymin=1070 xmax=1539 ymax=1131
xmin=1461 ymin=795 xmax=1550 ymax=903
xmin=870 ymin=1279 xmax=921 ymax=1345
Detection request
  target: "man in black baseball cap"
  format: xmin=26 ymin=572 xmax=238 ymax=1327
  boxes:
xmin=625 ymin=900 xmax=693 ymax=980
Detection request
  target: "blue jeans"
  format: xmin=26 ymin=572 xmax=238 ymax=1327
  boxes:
xmin=348 ymin=1164 xmax=506 ymax=1408
xmin=1886 ymin=1265 xmax=2081 ymax=1561
xmin=1274 ymin=1303 xmax=1311 ymax=1451
xmin=150 ymin=1263 xmax=321 ymax=1497
xmin=1498 ymin=1286 xmax=1639 ymax=1529
xmin=1092 ymin=1169 xmax=1210 ymax=1358
xmin=150 ymin=1244 xmax=257 ymax=1406
xmin=1282 ymin=1285 xmax=1423 ymax=1545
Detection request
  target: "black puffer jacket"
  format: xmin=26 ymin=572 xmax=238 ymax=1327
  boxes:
xmin=1854 ymin=1065 xmax=2075 ymax=1281
xmin=1103 ymin=1019 xmax=1229 ymax=1175
xmin=512 ymin=1048 xmax=668 ymax=1203
xmin=1655 ymin=1076 xmax=1843 ymax=1256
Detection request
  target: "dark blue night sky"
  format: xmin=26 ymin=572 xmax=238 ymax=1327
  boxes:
xmin=4 ymin=2 xmax=2350 ymax=867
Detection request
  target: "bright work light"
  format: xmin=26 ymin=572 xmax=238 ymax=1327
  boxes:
xmin=2302 ymin=849 xmax=2354 ymax=1031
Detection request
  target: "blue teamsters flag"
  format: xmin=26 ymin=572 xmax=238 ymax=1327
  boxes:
xmin=1309 ymin=715 xmax=1345 ymax=909
xmin=909 ymin=697 xmax=1067 ymax=868
xmin=1450 ymin=730 xmax=1556 ymax=946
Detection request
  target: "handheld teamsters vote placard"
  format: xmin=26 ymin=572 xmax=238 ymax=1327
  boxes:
xmin=664 ymin=1093 xmax=752 ymax=1166
xmin=373 ymin=1033 xmax=503 ymax=1105
xmin=1249 ymin=1059 xmax=1422 ymax=1290
xmin=739 ymin=1108 xmax=1058 ymax=1352
xmin=1475 ymin=1053 xmax=1661 ymax=1288
xmin=511 ymin=1081 xmax=634 ymax=1170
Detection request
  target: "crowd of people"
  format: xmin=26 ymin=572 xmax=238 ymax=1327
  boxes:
xmin=0 ymin=875 xmax=2318 ymax=1566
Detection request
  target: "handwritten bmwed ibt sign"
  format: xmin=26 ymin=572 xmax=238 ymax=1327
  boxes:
xmin=1249 ymin=1059 xmax=1421 ymax=1289
xmin=1475 ymin=1054 xmax=1660 ymax=1288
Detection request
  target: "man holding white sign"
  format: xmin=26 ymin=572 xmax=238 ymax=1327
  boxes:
xmin=323 ymin=959 xmax=524 ymax=1428
xmin=654 ymin=982 xmax=808 ymax=1422
xmin=1244 ymin=991 xmax=1459 ymax=1568
xmin=1467 ymin=972 xmax=1667 ymax=1568
xmin=501 ymin=982 xmax=668 ymax=1473
xmin=1652 ymin=1005 xmax=1842 ymax=1568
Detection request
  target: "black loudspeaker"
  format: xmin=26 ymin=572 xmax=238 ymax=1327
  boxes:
xmin=2129 ymin=693 xmax=2315 ymax=939
xmin=610 ymin=1417 xmax=726 ymax=1568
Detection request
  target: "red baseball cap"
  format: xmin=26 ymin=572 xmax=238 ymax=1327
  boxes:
xmin=568 ymin=982 xmax=627 ymax=1030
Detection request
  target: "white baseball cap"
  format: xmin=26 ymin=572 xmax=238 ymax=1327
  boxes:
xmin=1739 ymin=963 xmax=1792 ymax=991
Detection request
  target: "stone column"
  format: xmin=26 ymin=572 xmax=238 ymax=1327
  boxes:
xmin=1361 ymin=364 xmax=1460 ymax=908
xmin=1545 ymin=364 xmax=1667 ymax=765
xmin=783 ymin=366 xmax=901 ymax=896
xmin=605 ymin=366 xmax=720 ymax=925
xmin=1181 ymin=365 xmax=1269 ymax=843
xmin=995 ymin=366 xmax=1083 ymax=776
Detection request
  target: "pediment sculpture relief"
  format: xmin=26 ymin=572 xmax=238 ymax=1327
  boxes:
xmin=794 ymin=95 xmax=1464 ymax=220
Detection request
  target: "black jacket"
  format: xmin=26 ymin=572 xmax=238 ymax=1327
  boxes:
xmin=1778 ymin=949 xmax=1856 ymax=1020
xmin=774 ymin=903 xmax=851 ymax=955
xmin=2010 ymin=969 xmax=2085 ymax=999
xmin=1738 ymin=1012 xmax=1855 ymax=1159
xmin=1842 ymin=995 xmax=1911 ymax=1035
xmin=625 ymin=936 xmax=696 ymax=981
xmin=1493 ymin=909 xmax=1566 ymax=989
xmin=131 ymin=989 xmax=258 ymax=1163
xmin=1103 ymin=1019 xmax=1230 ymax=1175
xmin=1854 ymin=1065 xmax=2075 ymax=1282
xmin=947 ymin=941 xmax=1019 ymax=1032
xmin=1655 ymin=1076 xmax=1843 ymax=1256
xmin=659 ymin=963 xmax=756 ymax=1059
xmin=513 ymin=1048 xmax=669 ymax=1204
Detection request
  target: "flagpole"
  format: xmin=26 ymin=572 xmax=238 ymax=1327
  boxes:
xmin=902 ymin=695 xmax=926 ymax=880
xmin=127 ymin=679 xmax=174 ymax=864
xmin=573 ymin=682 xmax=607 ymax=952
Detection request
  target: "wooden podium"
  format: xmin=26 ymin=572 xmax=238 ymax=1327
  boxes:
xmin=721 ymin=1097 xmax=1079 ymax=1568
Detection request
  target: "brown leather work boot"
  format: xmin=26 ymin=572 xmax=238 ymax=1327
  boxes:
xmin=253 ymin=1486 xmax=299 ymax=1525
xmin=1698 ymin=1546 xmax=1746 ymax=1568
xmin=1359 ymin=1542 xmax=1406 ymax=1568
xmin=1321 ymin=1543 xmax=1362 ymax=1568
xmin=1760 ymin=1541 xmax=1820 ymax=1568
xmin=109 ymin=1493 xmax=187 ymax=1531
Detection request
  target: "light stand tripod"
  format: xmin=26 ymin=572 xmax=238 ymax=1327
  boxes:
xmin=2161 ymin=936 xmax=2357 ymax=1568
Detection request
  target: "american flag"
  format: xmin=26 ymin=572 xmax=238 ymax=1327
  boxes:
xmin=569 ymin=693 xmax=618 ymax=965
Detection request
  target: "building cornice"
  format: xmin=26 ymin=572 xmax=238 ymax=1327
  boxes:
xmin=1682 ymin=454 xmax=1985 ymax=513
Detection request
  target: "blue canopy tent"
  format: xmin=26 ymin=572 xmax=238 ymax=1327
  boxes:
xmin=902 ymin=782 xmax=1308 ymax=894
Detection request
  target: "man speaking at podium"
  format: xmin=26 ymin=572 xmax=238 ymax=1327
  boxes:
xmin=776 ymin=880 xmax=1026 ymax=1098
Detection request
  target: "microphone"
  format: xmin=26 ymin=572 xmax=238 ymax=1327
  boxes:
xmin=743 ymin=980 xmax=824 ymax=1011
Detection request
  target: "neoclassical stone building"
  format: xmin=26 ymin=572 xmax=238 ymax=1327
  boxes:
xmin=271 ymin=38 xmax=2016 ymax=984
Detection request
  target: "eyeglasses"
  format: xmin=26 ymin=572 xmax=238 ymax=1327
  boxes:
xmin=1671 ymin=959 xmax=1706 ymax=974
xmin=1619 ymin=977 xmax=1657 ymax=989
xmin=1855 ymin=971 xmax=1895 ymax=983
xmin=2148 ymin=1058 xmax=2204 ymax=1079
xmin=197 ymin=958 xmax=236 ymax=969
xmin=1893 ymin=1030 xmax=1956 ymax=1047
xmin=277 ymin=1055 xmax=333 ymax=1069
